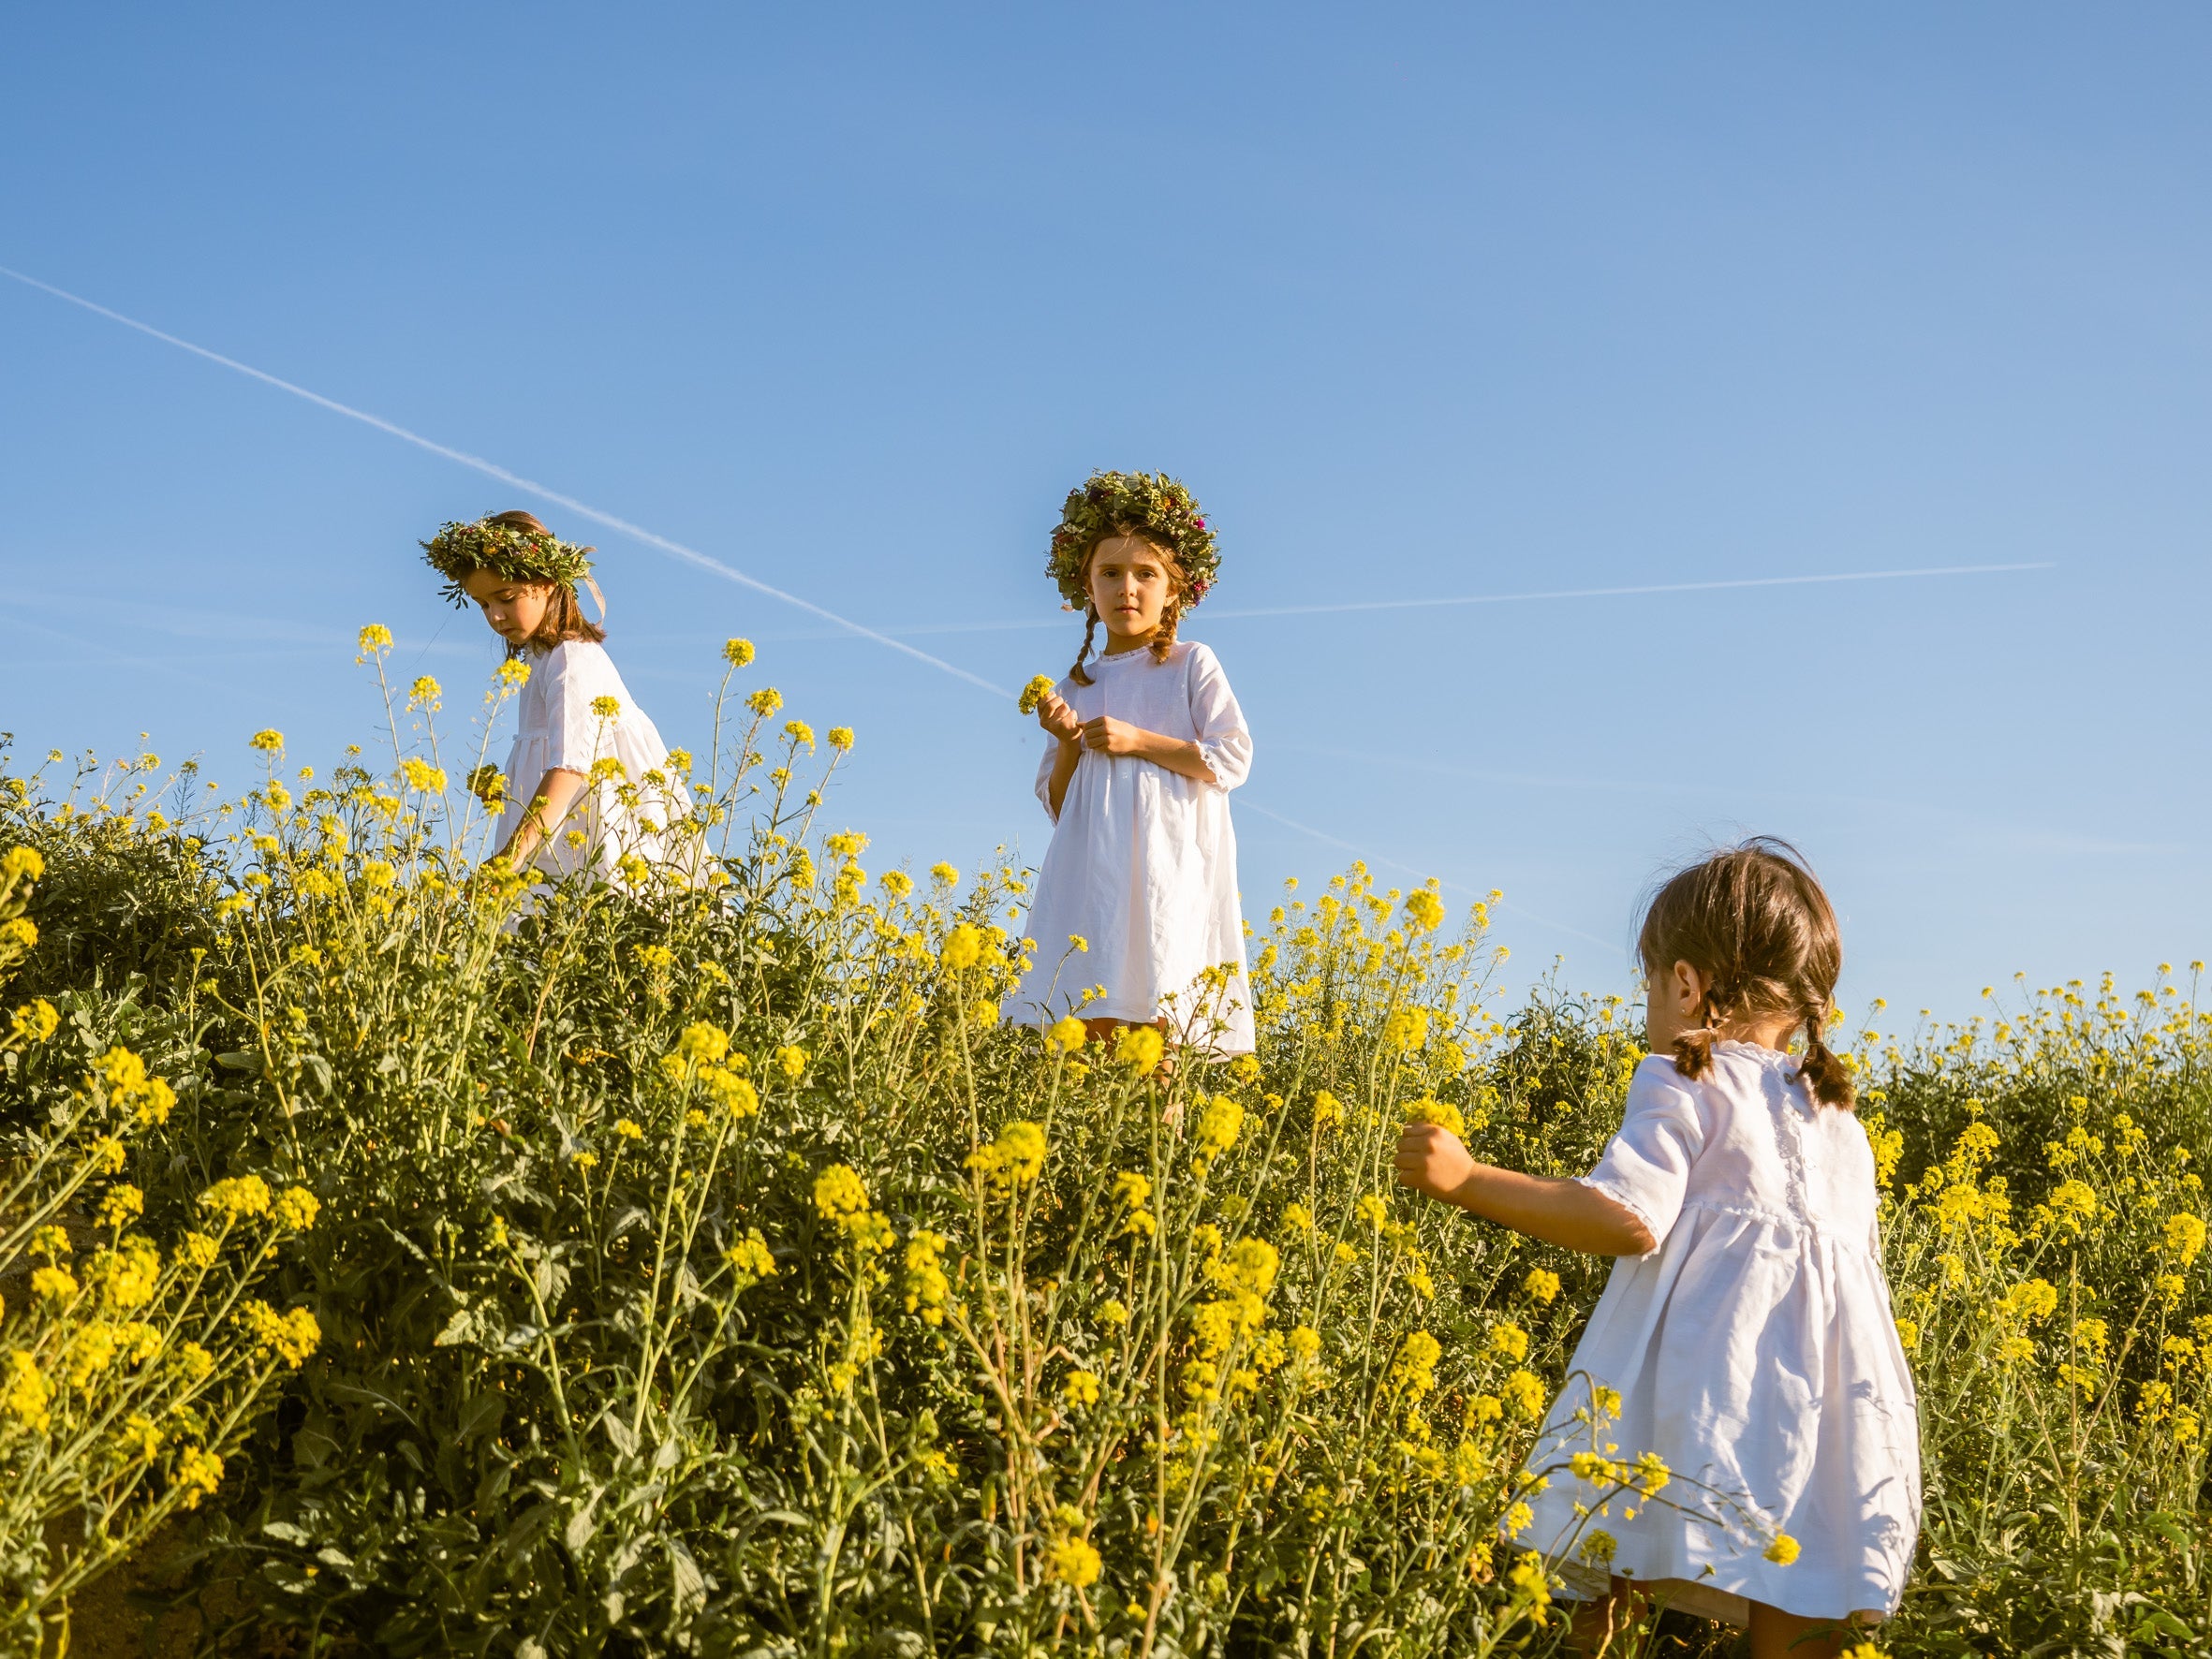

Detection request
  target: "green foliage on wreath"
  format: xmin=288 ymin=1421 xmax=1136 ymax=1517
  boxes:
xmin=420 ymin=518 xmax=596 ymax=608
xmin=1046 ymin=471 xmax=1220 ymax=609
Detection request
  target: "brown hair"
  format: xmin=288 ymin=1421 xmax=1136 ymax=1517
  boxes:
xmin=1066 ymin=525 xmax=1188 ymax=687
xmin=481 ymin=510 xmax=605 ymax=657
xmin=1636 ymin=837 xmax=1853 ymax=1108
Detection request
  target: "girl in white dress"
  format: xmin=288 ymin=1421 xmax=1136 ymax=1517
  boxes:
xmin=422 ymin=510 xmax=686 ymax=886
xmin=1006 ymin=472 xmax=1255 ymax=1054
xmin=1395 ymin=840 xmax=1919 ymax=1656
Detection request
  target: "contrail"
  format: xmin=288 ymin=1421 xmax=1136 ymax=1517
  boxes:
xmin=0 ymin=264 xmax=1011 ymax=698
xmin=745 ymin=561 xmax=2055 ymax=640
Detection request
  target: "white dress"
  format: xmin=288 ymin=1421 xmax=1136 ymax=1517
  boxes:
xmin=1006 ymin=640 xmax=1255 ymax=1054
xmin=1523 ymin=1043 xmax=1921 ymax=1624
xmin=495 ymin=639 xmax=691 ymax=886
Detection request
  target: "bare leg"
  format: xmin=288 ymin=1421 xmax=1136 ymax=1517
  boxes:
xmin=1567 ymin=1578 xmax=1655 ymax=1656
xmin=1747 ymin=1600 xmax=1872 ymax=1659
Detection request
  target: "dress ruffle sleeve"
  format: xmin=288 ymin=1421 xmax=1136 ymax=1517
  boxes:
xmin=1578 ymin=1060 xmax=1707 ymax=1250
xmin=1186 ymin=645 xmax=1252 ymax=790
xmin=535 ymin=645 xmax=614 ymax=776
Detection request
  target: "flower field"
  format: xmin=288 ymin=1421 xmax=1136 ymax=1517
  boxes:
xmin=2 ymin=639 xmax=2210 ymax=1656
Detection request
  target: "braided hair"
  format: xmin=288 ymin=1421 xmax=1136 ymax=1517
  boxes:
xmin=1636 ymin=837 xmax=1854 ymax=1108
xmin=1067 ymin=527 xmax=1188 ymax=687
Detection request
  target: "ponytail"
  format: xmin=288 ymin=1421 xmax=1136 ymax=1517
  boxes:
xmin=1068 ymin=607 xmax=1101 ymax=687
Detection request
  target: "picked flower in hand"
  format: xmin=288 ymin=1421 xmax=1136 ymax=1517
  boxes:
xmin=1017 ymin=674 xmax=1057 ymax=715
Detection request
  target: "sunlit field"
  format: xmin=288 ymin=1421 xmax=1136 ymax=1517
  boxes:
xmin=1 ymin=637 xmax=2206 ymax=1657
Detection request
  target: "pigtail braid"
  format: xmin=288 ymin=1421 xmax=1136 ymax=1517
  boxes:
xmin=1796 ymin=1000 xmax=1855 ymax=1109
xmin=1069 ymin=608 xmax=1100 ymax=687
xmin=1147 ymin=595 xmax=1183 ymax=665
xmin=1671 ymin=977 xmax=1735 ymax=1080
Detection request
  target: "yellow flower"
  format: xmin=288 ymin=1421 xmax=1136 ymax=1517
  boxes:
xmin=1064 ymin=1370 xmax=1102 ymax=1409
xmin=931 ymin=862 xmax=959 ymax=887
xmin=1489 ymin=1321 xmax=1529 ymax=1362
xmin=1894 ymin=1317 xmax=1919 ymax=1351
xmin=1115 ymin=1025 xmax=1164 ymax=1072
xmin=1383 ymin=1009 xmax=1430 ymax=1052
xmin=675 ymin=1022 xmax=731 ymax=1068
xmin=2166 ymin=1211 xmax=2206 ymax=1267
xmin=495 ymin=656 xmax=531 ymax=687
xmin=723 ymin=638 xmax=756 ymax=668
xmin=31 ymin=1266 xmax=77 ymax=1302
xmin=1763 ymin=1534 xmax=1801 ymax=1565
xmin=903 ymin=1229 xmax=949 ymax=1321
xmin=703 ymin=1067 xmax=759 ymax=1118
xmin=356 ymin=624 xmax=393 ymax=653
xmin=407 ymin=675 xmax=442 ymax=710
xmin=1017 ymin=674 xmax=1057 ymax=714
xmin=1047 ymin=1016 xmax=1086 ymax=1054
xmin=1046 ymin=1535 xmax=1102 ymax=1589
xmin=745 ymin=686 xmax=783 ymax=717
xmin=941 ymin=924 xmax=983 ymax=972
xmin=775 ymin=1045 xmax=808 ymax=1079
xmin=814 ymin=1164 xmax=872 ymax=1227
xmin=399 ymin=757 xmax=447 ymax=794
xmin=784 ymin=719 xmax=816 ymax=750
xmin=176 ymin=1446 xmax=224 ymax=1509
xmin=1195 ymin=1094 xmax=1245 ymax=1160
xmin=1503 ymin=1369 xmax=1546 ymax=1419
xmin=1522 ymin=1268 xmax=1561 ymax=1304
xmin=199 ymin=1175 xmax=273 ymax=1223
xmin=0 ymin=846 xmax=44 ymax=885
xmin=968 ymin=1120 xmax=1049 ymax=1186
xmin=1391 ymin=1329 xmax=1441 ymax=1399
xmin=240 ymin=1301 xmax=322 ymax=1369
xmin=1402 ymin=888 xmax=1447 ymax=934
xmin=614 ymin=1118 xmax=644 ymax=1141
xmin=590 ymin=695 xmax=621 ymax=719
xmin=274 ymin=1187 xmax=320 ymax=1232
xmin=725 ymin=1229 xmax=777 ymax=1288
xmin=98 ymin=1184 xmax=145 ymax=1229
xmin=9 ymin=999 xmax=58 ymax=1044
xmin=1404 ymin=1096 xmax=1463 ymax=1136
xmin=4 ymin=1354 xmax=52 ymax=1431
xmin=249 ymin=729 xmax=286 ymax=755
xmin=828 ymin=727 xmax=855 ymax=752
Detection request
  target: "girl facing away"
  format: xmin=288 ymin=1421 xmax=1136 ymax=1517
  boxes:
xmin=421 ymin=510 xmax=686 ymax=886
xmin=1395 ymin=840 xmax=1920 ymax=1656
xmin=1005 ymin=472 xmax=1256 ymax=1054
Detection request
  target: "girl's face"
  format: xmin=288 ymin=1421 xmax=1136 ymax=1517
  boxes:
xmin=461 ymin=567 xmax=555 ymax=647
xmin=1087 ymin=535 xmax=1176 ymax=646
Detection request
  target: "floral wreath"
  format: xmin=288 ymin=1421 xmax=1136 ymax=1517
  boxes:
xmin=1046 ymin=471 xmax=1220 ymax=610
xmin=420 ymin=518 xmax=597 ymax=609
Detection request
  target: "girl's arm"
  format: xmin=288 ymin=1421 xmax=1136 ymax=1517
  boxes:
xmin=1037 ymin=693 xmax=1084 ymax=819
xmin=1394 ymin=1123 xmax=1657 ymax=1255
xmin=1078 ymin=717 xmax=1219 ymax=783
xmin=497 ymin=767 xmax=588 ymax=866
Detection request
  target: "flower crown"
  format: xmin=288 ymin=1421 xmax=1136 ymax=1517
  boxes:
xmin=420 ymin=518 xmax=597 ymax=608
xmin=1046 ymin=471 xmax=1220 ymax=610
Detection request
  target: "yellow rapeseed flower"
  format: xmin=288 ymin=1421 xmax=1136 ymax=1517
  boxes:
xmin=723 ymin=638 xmax=755 ymax=668
xmin=1115 ymin=1025 xmax=1164 ymax=1072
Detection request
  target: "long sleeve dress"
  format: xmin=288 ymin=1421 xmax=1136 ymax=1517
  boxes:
xmin=1004 ymin=640 xmax=1255 ymax=1054
xmin=1522 ymin=1042 xmax=1921 ymax=1624
xmin=495 ymin=639 xmax=691 ymax=887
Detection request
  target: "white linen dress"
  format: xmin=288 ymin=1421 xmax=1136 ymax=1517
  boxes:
xmin=1523 ymin=1042 xmax=1921 ymax=1624
xmin=495 ymin=639 xmax=690 ymax=886
xmin=1005 ymin=640 xmax=1255 ymax=1054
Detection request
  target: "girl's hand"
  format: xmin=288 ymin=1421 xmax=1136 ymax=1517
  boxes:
xmin=1394 ymin=1123 xmax=1480 ymax=1203
xmin=1080 ymin=715 xmax=1143 ymax=756
xmin=1038 ymin=693 xmax=1082 ymax=744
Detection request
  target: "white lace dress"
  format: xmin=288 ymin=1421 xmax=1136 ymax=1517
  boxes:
xmin=1005 ymin=640 xmax=1255 ymax=1053
xmin=494 ymin=639 xmax=691 ymax=887
xmin=1523 ymin=1043 xmax=1921 ymax=1624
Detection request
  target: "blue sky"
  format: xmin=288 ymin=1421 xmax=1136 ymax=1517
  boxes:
xmin=4 ymin=4 xmax=2207 ymax=1020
